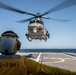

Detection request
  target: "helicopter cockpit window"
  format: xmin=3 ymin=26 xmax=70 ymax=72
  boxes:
xmin=29 ymin=20 xmax=35 ymax=24
xmin=36 ymin=20 xmax=44 ymax=24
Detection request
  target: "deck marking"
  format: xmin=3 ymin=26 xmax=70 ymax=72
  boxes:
xmin=43 ymin=57 xmax=65 ymax=63
xmin=36 ymin=53 xmax=41 ymax=62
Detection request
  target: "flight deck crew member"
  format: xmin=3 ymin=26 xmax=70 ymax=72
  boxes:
xmin=0 ymin=30 xmax=76 ymax=75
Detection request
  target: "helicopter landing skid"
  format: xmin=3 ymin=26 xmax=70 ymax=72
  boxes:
xmin=25 ymin=33 xmax=32 ymax=42
xmin=25 ymin=33 xmax=50 ymax=42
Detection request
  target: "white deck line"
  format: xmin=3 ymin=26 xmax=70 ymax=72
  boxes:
xmin=36 ymin=53 xmax=41 ymax=62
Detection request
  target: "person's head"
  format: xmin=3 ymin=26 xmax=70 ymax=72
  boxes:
xmin=0 ymin=30 xmax=21 ymax=55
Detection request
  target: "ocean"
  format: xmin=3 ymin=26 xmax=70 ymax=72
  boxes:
xmin=19 ymin=49 xmax=76 ymax=56
xmin=20 ymin=49 xmax=76 ymax=53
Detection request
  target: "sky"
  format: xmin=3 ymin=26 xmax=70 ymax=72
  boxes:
xmin=0 ymin=0 xmax=76 ymax=49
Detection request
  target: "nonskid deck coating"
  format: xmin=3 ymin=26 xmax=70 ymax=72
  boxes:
xmin=17 ymin=52 xmax=76 ymax=72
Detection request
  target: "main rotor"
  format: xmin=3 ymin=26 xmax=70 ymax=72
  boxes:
xmin=0 ymin=0 xmax=76 ymax=22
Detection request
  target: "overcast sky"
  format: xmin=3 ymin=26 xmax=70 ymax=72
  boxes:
xmin=0 ymin=0 xmax=76 ymax=49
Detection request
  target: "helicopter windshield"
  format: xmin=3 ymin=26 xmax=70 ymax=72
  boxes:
xmin=29 ymin=20 xmax=44 ymax=24
xmin=36 ymin=20 xmax=44 ymax=24
xmin=29 ymin=20 xmax=35 ymax=24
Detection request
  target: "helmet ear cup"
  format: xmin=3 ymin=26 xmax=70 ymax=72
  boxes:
xmin=17 ymin=40 xmax=21 ymax=51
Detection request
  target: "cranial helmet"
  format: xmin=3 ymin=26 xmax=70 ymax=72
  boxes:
xmin=0 ymin=30 xmax=21 ymax=55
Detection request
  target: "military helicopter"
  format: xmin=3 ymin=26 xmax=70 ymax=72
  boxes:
xmin=25 ymin=16 xmax=50 ymax=41
xmin=0 ymin=0 xmax=76 ymax=41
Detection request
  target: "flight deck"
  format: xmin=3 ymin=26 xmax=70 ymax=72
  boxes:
xmin=17 ymin=52 xmax=76 ymax=72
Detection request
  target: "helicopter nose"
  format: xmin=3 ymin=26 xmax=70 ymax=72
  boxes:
xmin=33 ymin=29 xmax=37 ymax=33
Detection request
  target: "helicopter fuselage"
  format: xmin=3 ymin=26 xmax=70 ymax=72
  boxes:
xmin=25 ymin=20 xmax=50 ymax=41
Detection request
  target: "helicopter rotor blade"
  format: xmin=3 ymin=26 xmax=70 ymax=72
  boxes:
xmin=47 ymin=18 xmax=72 ymax=22
xmin=0 ymin=2 xmax=35 ymax=16
xmin=41 ymin=0 xmax=76 ymax=16
xmin=42 ymin=16 xmax=71 ymax=22
xmin=16 ymin=17 xmax=35 ymax=23
xmin=42 ymin=16 xmax=51 ymax=19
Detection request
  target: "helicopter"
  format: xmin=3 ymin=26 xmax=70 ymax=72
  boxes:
xmin=0 ymin=0 xmax=76 ymax=41
xmin=25 ymin=17 xmax=50 ymax=41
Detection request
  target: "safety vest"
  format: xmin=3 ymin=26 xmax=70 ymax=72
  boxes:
xmin=0 ymin=55 xmax=27 ymax=75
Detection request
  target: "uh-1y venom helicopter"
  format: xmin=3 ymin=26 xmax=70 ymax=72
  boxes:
xmin=0 ymin=0 xmax=76 ymax=41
